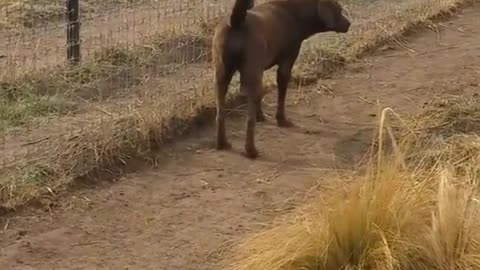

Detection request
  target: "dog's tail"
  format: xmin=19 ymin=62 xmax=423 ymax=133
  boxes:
xmin=230 ymin=0 xmax=254 ymax=28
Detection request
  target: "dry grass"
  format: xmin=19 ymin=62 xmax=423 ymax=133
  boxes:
xmin=0 ymin=30 xmax=210 ymax=134
xmin=225 ymin=95 xmax=480 ymax=270
xmin=0 ymin=0 xmax=147 ymax=30
xmin=0 ymin=0 xmax=473 ymax=209
xmin=401 ymin=96 xmax=480 ymax=176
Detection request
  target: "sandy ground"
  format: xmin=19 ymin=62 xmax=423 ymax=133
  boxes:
xmin=0 ymin=6 xmax=479 ymax=270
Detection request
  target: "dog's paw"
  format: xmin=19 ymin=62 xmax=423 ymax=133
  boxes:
xmin=216 ymin=140 xmax=232 ymax=150
xmin=244 ymin=146 xmax=259 ymax=159
xmin=277 ymin=118 xmax=295 ymax=128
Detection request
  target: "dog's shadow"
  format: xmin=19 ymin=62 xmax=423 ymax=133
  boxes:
xmin=192 ymin=112 xmax=375 ymax=166
xmin=267 ymin=119 xmax=375 ymax=168
xmin=332 ymin=127 xmax=375 ymax=168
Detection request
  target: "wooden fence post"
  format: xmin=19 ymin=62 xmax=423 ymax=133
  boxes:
xmin=66 ymin=0 xmax=81 ymax=65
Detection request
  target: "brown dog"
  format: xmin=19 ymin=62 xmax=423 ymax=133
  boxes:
xmin=212 ymin=0 xmax=351 ymax=159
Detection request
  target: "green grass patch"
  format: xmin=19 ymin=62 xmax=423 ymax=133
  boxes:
xmin=0 ymin=31 xmax=210 ymax=133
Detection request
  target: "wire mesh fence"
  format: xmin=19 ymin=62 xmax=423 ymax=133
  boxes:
xmin=0 ymin=0 xmax=466 ymax=196
xmin=0 ymin=0 xmax=236 ymax=78
xmin=0 ymin=0 xmax=455 ymax=79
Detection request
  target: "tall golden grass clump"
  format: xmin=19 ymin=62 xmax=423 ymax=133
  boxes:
xmin=227 ymin=97 xmax=480 ymax=270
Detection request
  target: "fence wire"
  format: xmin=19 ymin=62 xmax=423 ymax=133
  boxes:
xmin=0 ymin=0 xmax=453 ymax=78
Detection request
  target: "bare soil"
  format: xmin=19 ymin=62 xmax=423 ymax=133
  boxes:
xmin=1 ymin=7 xmax=480 ymax=270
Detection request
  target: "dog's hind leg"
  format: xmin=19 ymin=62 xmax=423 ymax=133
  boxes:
xmin=276 ymin=48 xmax=301 ymax=128
xmin=255 ymin=89 xmax=266 ymax=122
xmin=214 ymin=64 xmax=235 ymax=150
xmin=240 ymin=72 xmax=263 ymax=159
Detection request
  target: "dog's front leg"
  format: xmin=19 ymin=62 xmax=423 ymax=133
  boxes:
xmin=276 ymin=47 xmax=301 ymax=127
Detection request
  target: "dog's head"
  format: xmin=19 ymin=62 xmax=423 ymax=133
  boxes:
xmin=317 ymin=0 xmax=350 ymax=33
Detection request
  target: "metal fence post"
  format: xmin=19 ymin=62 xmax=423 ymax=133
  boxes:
xmin=66 ymin=0 xmax=81 ymax=65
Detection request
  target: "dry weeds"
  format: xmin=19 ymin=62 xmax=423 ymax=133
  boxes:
xmin=0 ymin=0 xmax=147 ymax=30
xmin=0 ymin=0 xmax=474 ymax=209
xmin=226 ymin=95 xmax=480 ymax=270
xmin=0 ymin=29 xmax=210 ymax=134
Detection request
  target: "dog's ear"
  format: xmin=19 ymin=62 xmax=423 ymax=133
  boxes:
xmin=317 ymin=1 xmax=336 ymax=29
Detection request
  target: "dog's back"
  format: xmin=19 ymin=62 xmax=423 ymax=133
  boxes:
xmin=212 ymin=0 xmax=319 ymax=72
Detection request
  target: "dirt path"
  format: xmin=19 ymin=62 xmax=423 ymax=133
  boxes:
xmin=1 ymin=7 xmax=479 ymax=270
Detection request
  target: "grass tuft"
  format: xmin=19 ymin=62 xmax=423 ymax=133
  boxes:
xmin=226 ymin=95 xmax=480 ymax=270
